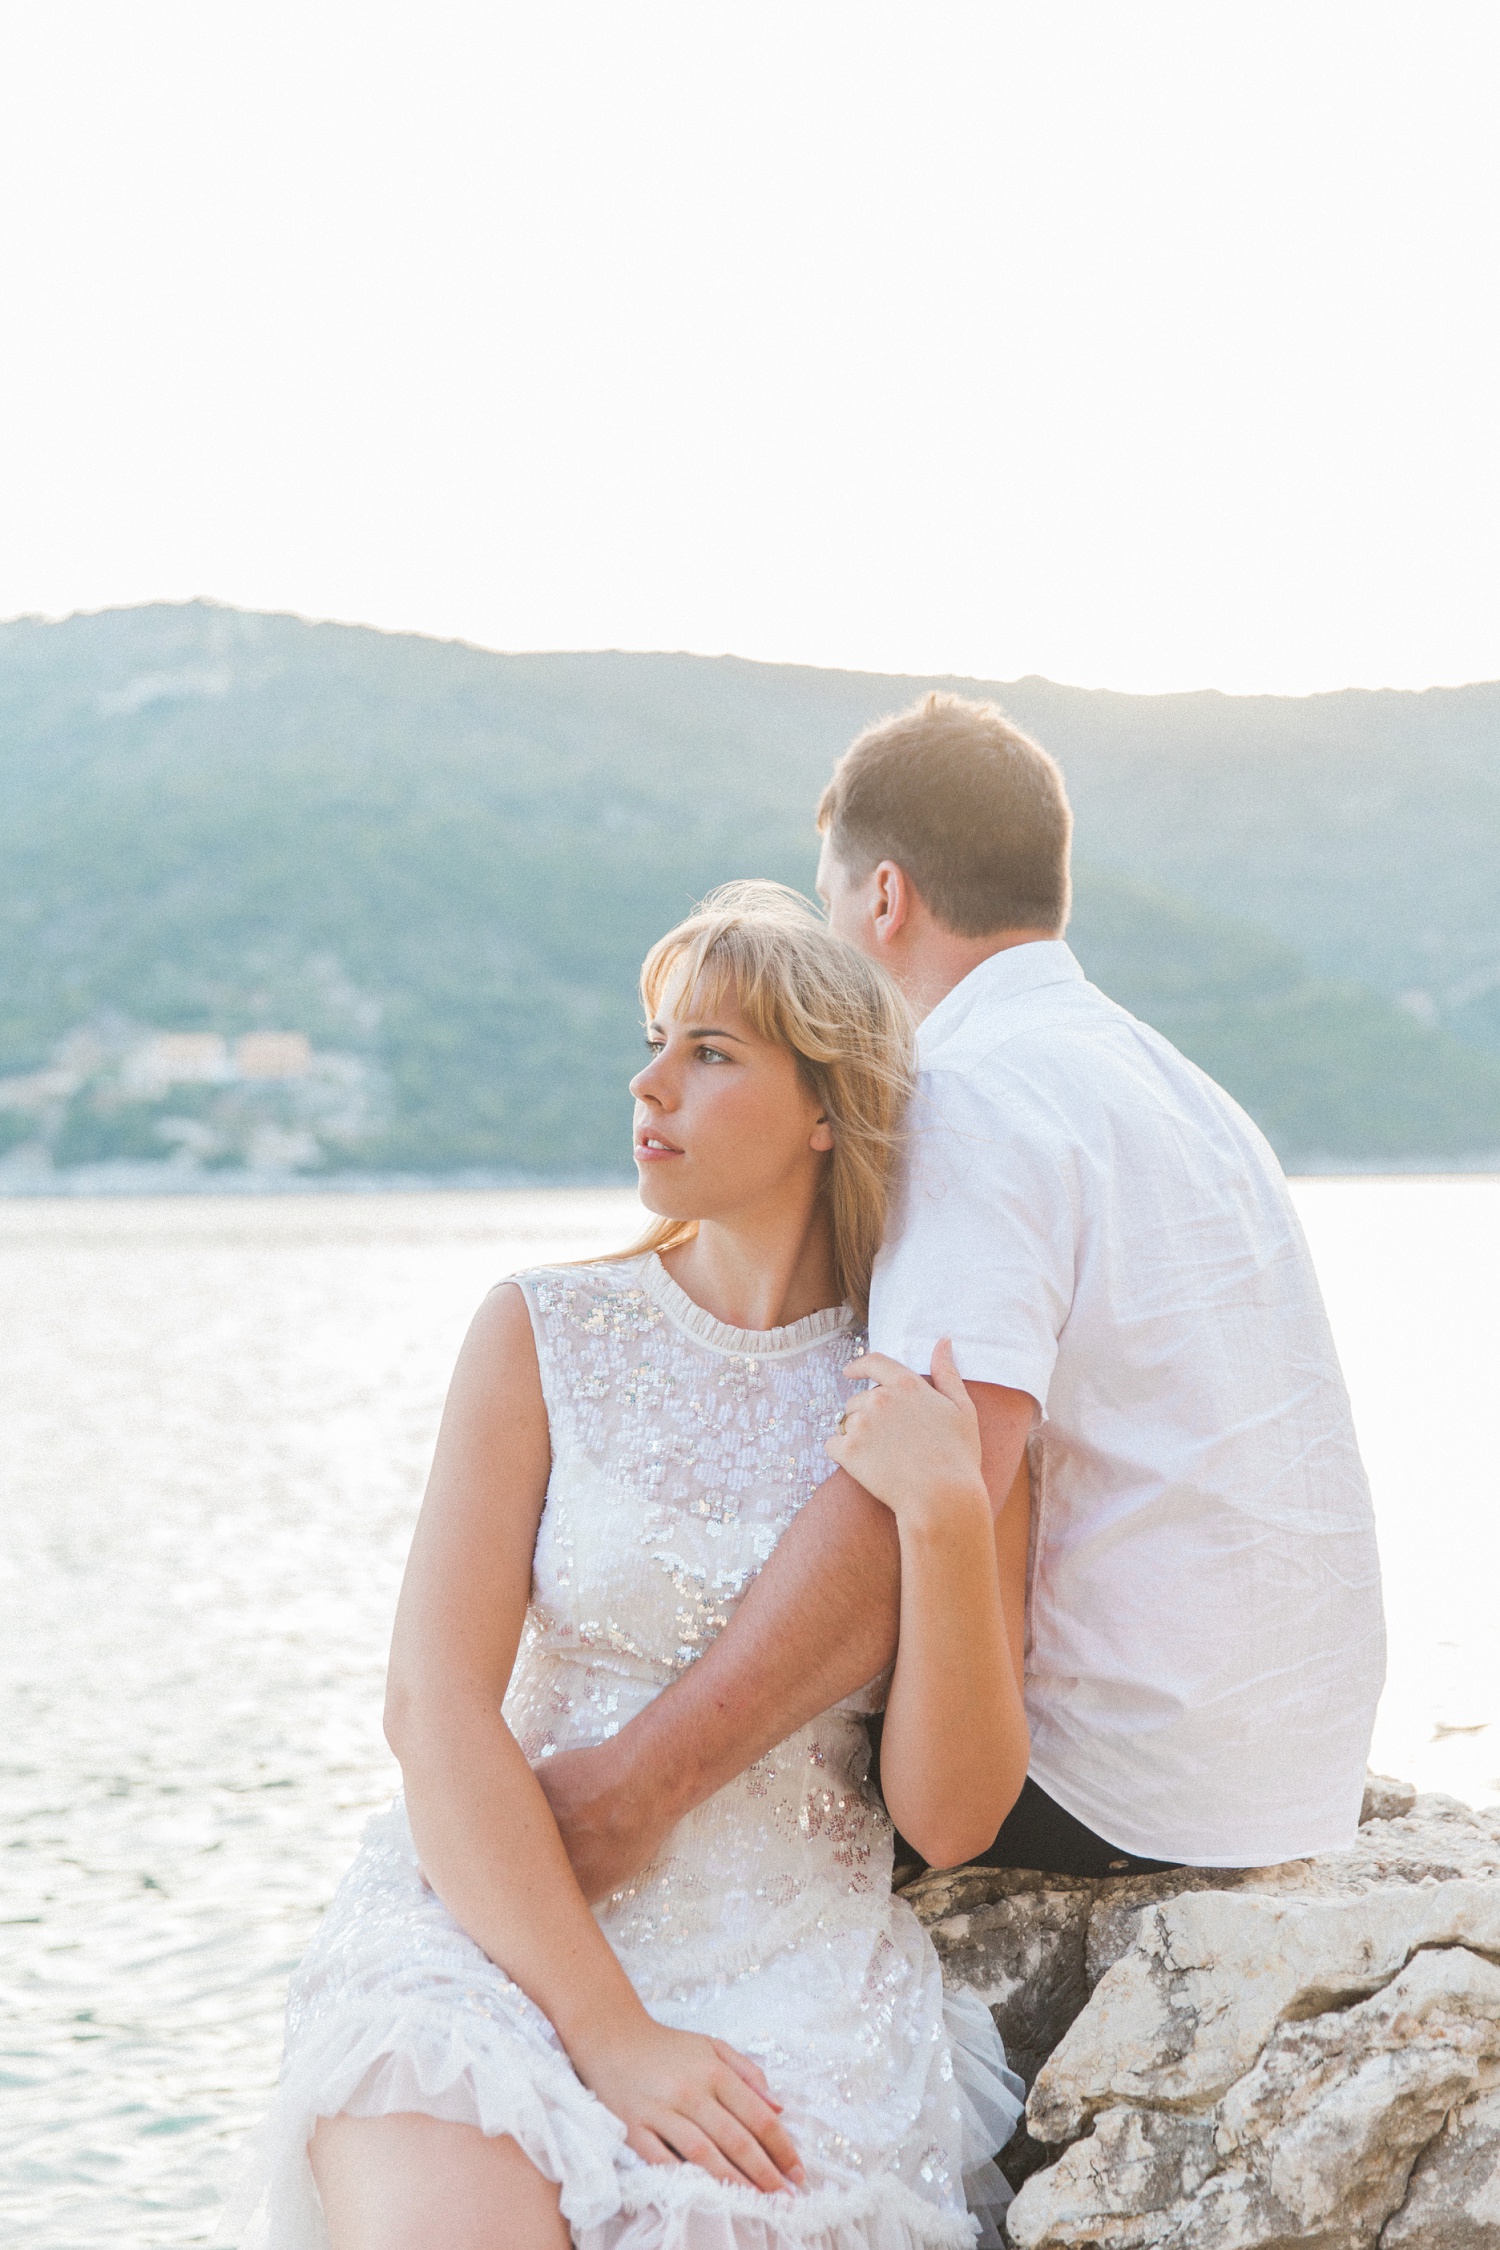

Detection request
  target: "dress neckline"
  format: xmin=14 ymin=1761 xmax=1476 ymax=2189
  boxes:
xmin=639 ymin=1253 xmax=855 ymax=1356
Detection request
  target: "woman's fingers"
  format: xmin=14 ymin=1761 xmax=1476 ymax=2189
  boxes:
xmin=652 ymin=2115 xmax=751 ymax=2187
xmin=928 ymin=1336 xmax=976 ymax=1415
xmin=827 ymin=1337 xmax=985 ymax=1512
xmin=845 ymin=1342 xmax=970 ymax=1403
xmin=711 ymin=2063 xmax=804 ymax=2184
xmin=629 ymin=2123 xmax=680 ymax=2167
xmin=587 ymin=2023 xmax=800 ymax=2196
xmin=650 ymin=2103 xmax=787 ymax=2193
xmin=711 ymin=2038 xmax=782 ymax=2108
xmin=842 ymin=1351 xmax=921 ymax=1389
xmin=699 ymin=2100 xmax=797 ymax=2192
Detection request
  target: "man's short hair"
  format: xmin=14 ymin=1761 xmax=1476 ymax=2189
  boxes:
xmin=817 ymin=692 xmax=1073 ymax=938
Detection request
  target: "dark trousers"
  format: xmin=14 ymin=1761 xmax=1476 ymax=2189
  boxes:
xmin=868 ymin=1717 xmax=1182 ymax=1879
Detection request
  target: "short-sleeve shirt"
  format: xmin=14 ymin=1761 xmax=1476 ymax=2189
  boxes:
xmin=868 ymin=940 xmax=1386 ymax=1867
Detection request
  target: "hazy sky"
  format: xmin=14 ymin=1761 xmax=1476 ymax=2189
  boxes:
xmin=2 ymin=2 xmax=1497 ymax=693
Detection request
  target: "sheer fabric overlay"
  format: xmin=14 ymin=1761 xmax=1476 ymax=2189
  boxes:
xmin=231 ymin=1257 xmax=1022 ymax=2248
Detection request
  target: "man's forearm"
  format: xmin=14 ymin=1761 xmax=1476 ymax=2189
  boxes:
xmin=612 ymin=1465 xmax=901 ymax=1823
xmin=537 ymin=1386 xmax=1035 ymax=1900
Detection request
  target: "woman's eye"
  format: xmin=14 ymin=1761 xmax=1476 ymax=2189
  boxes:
xmin=697 ymin=1046 xmax=731 ymax=1064
xmin=643 ymin=1037 xmax=665 ymax=1055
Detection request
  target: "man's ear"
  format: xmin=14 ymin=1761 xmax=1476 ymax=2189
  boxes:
xmin=872 ymin=861 xmax=913 ymax=945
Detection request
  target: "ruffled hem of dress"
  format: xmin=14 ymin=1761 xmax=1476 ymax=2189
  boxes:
xmin=223 ymin=1935 xmax=1021 ymax=2250
xmin=578 ymin=2169 xmax=980 ymax=2250
xmin=222 ymin=1990 xmax=627 ymax=2249
xmin=574 ymin=1986 xmax=1023 ymax=2250
xmin=943 ymin=1983 xmax=1025 ymax=2249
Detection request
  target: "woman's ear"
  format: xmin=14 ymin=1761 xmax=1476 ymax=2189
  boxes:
xmin=810 ymin=1116 xmax=835 ymax=1154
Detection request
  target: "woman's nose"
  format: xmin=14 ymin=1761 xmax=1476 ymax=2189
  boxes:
xmin=631 ymin=1043 xmax=680 ymax=1107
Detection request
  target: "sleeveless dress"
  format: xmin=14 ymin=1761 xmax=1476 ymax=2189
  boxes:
xmin=234 ymin=1256 xmax=1022 ymax=2249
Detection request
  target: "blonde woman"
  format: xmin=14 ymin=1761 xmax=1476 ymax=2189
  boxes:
xmin=238 ymin=884 xmax=1026 ymax=2250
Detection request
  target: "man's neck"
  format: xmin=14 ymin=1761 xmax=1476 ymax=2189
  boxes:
xmin=900 ymin=927 xmax=1059 ymax=1021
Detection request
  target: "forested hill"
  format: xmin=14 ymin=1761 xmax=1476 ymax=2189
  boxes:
xmin=2 ymin=599 xmax=1498 ymax=1179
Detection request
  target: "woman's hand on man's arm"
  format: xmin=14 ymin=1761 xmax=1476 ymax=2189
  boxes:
xmin=823 ymin=1339 xmax=988 ymax=1533
xmin=826 ymin=1345 xmax=1033 ymax=1869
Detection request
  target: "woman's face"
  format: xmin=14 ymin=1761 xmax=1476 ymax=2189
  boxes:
xmin=630 ymin=976 xmax=833 ymax=1224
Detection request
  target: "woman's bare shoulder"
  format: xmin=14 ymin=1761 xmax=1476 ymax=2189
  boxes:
xmin=445 ymin=1279 xmax=545 ymax=1421
xmin=473 ymin=1275 xmax=538 ymax=1339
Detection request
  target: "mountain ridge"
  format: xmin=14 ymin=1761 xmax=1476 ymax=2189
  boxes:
xmin=2 ymin=601 xmax=1498 ymax=1178
xmin=14 ymin=595 xmax=1498 ymax=703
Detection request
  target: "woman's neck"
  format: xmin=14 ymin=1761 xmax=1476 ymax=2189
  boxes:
xmin=660 ymin=1202 xmax=840 ymax=1334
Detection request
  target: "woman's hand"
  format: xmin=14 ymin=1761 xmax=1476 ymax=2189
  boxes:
xmin=573 ymin=2012 xmax=804 ymax=2193
xmin=825 ymin=1340 xmax=986 ymax=1533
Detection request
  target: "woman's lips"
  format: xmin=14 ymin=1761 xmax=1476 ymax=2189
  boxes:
xmin=635 ymin=1136 xmax=684 ymax=1162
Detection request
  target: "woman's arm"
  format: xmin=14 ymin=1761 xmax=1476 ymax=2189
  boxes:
xmin=384 ymin=1282 xmax=802 ymax=2192
xmin=824 ymin=1343 xmax=1031 ymax=1867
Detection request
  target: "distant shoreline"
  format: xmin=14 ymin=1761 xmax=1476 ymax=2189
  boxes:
xmin=0 ymin=1164 xmax=639 ymax=1197
xmin=1 ymin=1159 xmax=1498 ymax=1197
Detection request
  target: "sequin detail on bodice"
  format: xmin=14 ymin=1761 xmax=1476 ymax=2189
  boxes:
xmin=505 ymin=1256 xmax=891 ymax=1967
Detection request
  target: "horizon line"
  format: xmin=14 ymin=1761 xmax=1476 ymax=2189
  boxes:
xmin=5 ymin=593 xmax=1500 ymax=705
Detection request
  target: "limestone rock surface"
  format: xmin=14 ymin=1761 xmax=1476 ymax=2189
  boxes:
xmin=1362 ymin=1772 xmax=1420 ymax=1826
xmin=1384 ymin=2089 xmax=1500 ymax=2248
xmin=906 ymin=1786 xmax=1500 ymax=2248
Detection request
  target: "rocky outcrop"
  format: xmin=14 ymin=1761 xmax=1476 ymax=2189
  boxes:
xmin=906 ymin=1781 xmax=1500 ymax=2248
xmin=1385 ymin=2090 xmax=1500 ymax=2247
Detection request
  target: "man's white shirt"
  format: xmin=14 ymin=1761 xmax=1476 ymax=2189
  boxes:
xmin=868 ymin=940 xmax=1386 ymax=1867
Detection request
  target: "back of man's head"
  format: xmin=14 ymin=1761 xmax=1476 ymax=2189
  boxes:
xmin=818 ymin=692 xmax=1073 ymax=938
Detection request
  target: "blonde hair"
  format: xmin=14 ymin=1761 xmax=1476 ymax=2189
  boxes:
xmin=617 ymin=881 xmax=915 ymax=1319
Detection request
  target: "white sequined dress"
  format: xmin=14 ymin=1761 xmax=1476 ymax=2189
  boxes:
xmin=236 ymin=1255 xmax=1022 ymax=2249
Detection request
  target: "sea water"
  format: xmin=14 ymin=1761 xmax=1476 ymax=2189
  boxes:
xmin=2 ymin=1178 xmax=1497 ymax=2246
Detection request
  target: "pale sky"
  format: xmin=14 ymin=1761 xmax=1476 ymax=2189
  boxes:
xmin=1 ymin=1 xmax=1497 ymax=694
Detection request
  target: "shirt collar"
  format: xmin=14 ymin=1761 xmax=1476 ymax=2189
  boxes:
xmin=917 ymin=939 xmax=1085 ymax=1061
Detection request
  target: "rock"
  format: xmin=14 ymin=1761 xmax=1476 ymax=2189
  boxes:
xmin=1028 ymin=1880 xmax=1500 ymax=2146
xmin=908 ymin=1863 xmax=1097 ymax=2091
xmin=906 ymin=1784 xmax=1500 ymax=2249
xmin=1182 ymin=1947 xmax=1500 ymax=2250
xmin=1384 ymin=2087 xmax=1500 ymax=2247
xmin=1001 ymin=2108 xmax=1219 ymax=2249
xmin=1362 ymin=1772 xmax=1419 ymax=1825
xmin=1084 ymin=1791 xmax=1500 ymax=1988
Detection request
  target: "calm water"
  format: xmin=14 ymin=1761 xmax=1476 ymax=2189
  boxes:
xmin=2 ymin=1179 xmax=1497 ymax=2246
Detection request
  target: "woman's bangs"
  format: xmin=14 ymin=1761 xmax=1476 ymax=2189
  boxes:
xmin=642 ymin=928 xmax=774 ymax=1040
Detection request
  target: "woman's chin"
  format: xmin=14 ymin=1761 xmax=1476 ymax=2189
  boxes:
xmin=634 ymin=1165 xmax=697 ymax=1222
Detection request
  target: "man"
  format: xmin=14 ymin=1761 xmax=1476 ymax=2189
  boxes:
xmin=538 ymin=692 xmax=1386 ymax=1887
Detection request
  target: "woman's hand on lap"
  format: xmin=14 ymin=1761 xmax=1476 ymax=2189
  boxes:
xmin=574 ymin=2014 xmax=803 ymax=2193
xmin=825 ymin=1340 xmax=987 ymax=1533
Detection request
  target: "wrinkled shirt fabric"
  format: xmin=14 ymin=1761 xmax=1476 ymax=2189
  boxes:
xmin=869 ymin=941 xmax=1386 ymax=1868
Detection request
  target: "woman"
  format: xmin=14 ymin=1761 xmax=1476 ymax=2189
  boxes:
xmin=238 ymin=883 xmax=1028 ymax=2250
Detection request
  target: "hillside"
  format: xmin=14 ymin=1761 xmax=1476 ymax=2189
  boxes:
xmin=1 ymin=600 xmax=1498 ymax=1178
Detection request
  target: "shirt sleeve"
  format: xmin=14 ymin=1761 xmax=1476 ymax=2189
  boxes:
xmin=867 ymin=1063 xmax=1077 ymax=1408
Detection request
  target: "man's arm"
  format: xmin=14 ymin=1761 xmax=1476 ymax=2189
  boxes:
xmin=536 ymin=1383 xmax=1035 ymax=1899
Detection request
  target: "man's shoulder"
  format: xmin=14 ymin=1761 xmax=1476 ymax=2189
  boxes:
xmin=920 ymin=978 xmax=1276 ymax=1171
xmin=921 ymin=980 xmax=1148 ymax=1112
